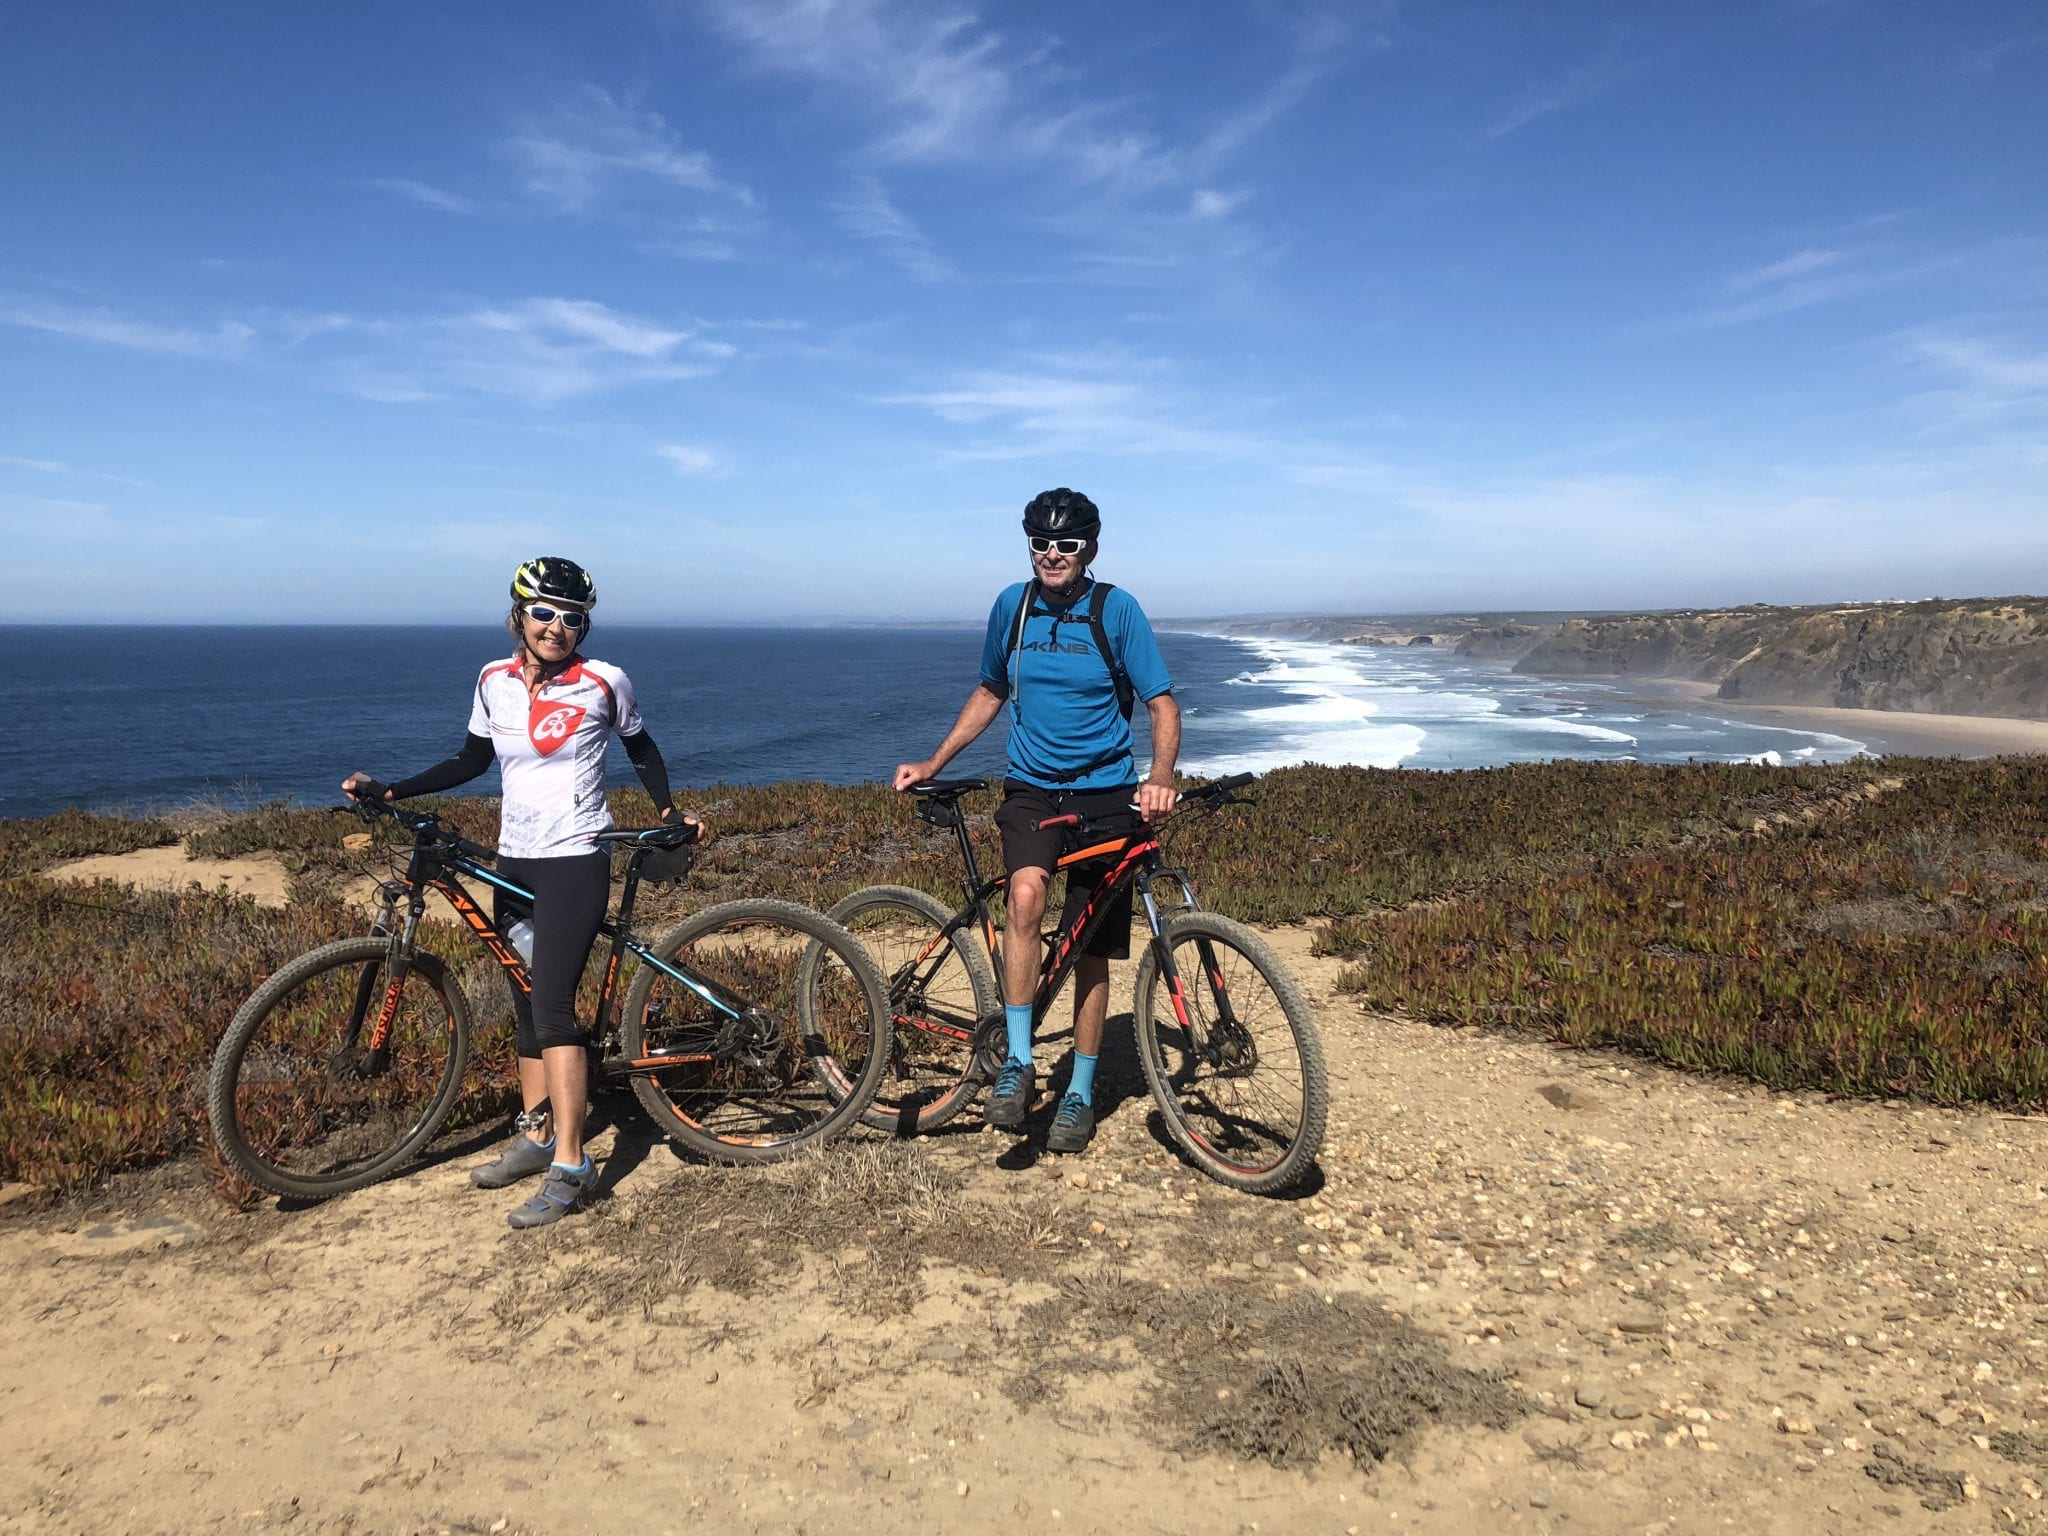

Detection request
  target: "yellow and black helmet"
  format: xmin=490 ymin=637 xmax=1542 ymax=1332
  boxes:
xmin=511 ymin=556 xmax=596 ymax=609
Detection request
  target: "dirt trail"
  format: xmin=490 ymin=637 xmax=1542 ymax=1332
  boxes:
xmin=5 ymin=926 xmax=2047 ymax=1536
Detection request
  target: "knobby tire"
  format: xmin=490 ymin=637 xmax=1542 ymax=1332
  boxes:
xmin=207 ymin=937 xmax=471 ymax=1200
xmin=622 ymin=899 xmax=889 ymax=1165
xmin=826 ymin=884 xmax=1001 ymax=1135
xmin=1131 ymin=911 xmax=1327 ymax=1195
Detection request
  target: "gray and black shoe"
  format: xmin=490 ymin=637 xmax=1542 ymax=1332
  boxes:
xmin=984 ymin=1058 xmax=1035 ymax=1129
xmin=469 ymin=1134 xmax=556 ymax=1189
xmin=1045 ymin=1092 xmax=1096 ymax=1154
xmin=507 ymin=1160 xmax=594 ymax=1229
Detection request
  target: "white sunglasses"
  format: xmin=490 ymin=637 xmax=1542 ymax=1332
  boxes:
xmin=1029 ymin=536 xmax=1088 ymax=556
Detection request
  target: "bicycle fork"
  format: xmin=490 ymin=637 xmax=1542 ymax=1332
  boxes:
xmin=1138 ymin=871 xmax=1249 ymax=1058
xmin=338 ymin=881 xmax=426 ymax=1077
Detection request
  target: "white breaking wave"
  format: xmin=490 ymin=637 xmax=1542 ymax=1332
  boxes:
xmin=1497 ymin=716 xmax=1641 ymax=744
xmin=1185 ymin=722 xmax=1428 ymax=776
xmin=1170 ymin=632 xmax=1871 ymax=773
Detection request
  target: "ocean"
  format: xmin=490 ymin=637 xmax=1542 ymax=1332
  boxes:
xmin=8 ymin=625 xmax=1870 ymax=821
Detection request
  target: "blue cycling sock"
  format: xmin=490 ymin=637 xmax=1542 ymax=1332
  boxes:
xmin=550 ymin=1156 xmax=593 ymax=1181
xmin=1005 ymin=1003 xmax=1034 ymax=1067
xmin=1068 ymin=1051 xmax=1099 ymax=1105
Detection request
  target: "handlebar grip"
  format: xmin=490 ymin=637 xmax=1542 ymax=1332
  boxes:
xmin=1035 ymin=813 xmax=1081 ymax=831
xmin=1211 ymin=772 xmax=1257 ymax=794
xmin=348 ymin=778 xmax=391 ymax=805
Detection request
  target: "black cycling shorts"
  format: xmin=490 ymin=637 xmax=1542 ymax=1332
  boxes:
xmin=994 ymin=780 xmax=1141 ymax=961
xmin=495 ymin=851 xmax=610 ymax=1056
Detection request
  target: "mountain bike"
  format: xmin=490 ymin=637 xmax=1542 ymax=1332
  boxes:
xmin=830 ymin=772 xmax=1327 ymax=1195
xmin=207 ymin=792 xmax=889 ymax=1199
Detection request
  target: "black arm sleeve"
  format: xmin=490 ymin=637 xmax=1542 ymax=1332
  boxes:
xmin=621 ymin=729 xmax=675 ymax=816
xmin=388 ymin=732 xmax=495 ymax=800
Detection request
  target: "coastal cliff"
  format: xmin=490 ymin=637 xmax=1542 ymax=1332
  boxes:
xmin=1509 ymin=598 xmax=2048 ymax=718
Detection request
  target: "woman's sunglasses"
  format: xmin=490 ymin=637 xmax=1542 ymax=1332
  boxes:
xmin=1029 ymin=536 xmax=1088 ymax=556
xmin=524 ymin=604 xmax=590 ymax=630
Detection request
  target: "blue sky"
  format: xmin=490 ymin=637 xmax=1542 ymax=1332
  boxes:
xmin=4 ymin=1 xmax=2044 ymax=623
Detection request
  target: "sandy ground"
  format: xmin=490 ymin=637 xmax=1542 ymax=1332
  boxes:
xmin=44 ymin=841 xmax=295 ymax=905
xmin=5 ymin=917 xmax=2048 ymax=1536
xmin=1637 ymin=681 xmax=2048 ymax=758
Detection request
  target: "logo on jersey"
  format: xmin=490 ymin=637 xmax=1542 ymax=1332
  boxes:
xmin=528 ymin=700 xmax=587 ymax=756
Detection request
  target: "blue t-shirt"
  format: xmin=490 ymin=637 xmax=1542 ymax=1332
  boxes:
xmin=978 ymin=580 xmax=1174 ymax=790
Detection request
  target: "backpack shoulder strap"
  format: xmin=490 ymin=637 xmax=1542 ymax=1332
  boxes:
xmin=1084 ymin=581 xmax=1136 ymax=721
xmin=1003 ymin=580 xmax=1038 ymax=708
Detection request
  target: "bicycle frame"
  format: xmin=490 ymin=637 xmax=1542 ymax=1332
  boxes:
xmin=916 ymin=795 xmax=1209 ymax=1032
xmin=365 ymin=827 xmax=752 ymax=1075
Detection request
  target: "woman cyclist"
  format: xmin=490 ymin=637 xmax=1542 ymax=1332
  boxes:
xmin=342 ymin=556 xmax=696 ymax=1228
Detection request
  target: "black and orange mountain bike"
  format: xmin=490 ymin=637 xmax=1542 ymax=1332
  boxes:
xmin=206 ymin=794 xmax=889 ymax=1200
xmin=829 ymin=772 xmax=1327 ymax=1194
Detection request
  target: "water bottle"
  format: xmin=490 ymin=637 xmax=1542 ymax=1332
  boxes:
xmin=505 ymin=918 xmax=536 ymax=966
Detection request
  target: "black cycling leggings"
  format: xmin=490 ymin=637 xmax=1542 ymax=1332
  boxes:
xmin=495 ymin=851 xmax=610 ymax=1058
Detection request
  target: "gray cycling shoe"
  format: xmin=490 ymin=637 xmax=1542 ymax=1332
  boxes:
xmin=470 ymin=1133 xmax=556 ymax=1189
xmin=507 ymin=1160 xmax=594 ymax=1229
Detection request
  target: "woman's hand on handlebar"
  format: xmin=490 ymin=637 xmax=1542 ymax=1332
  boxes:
xmin=341 ymin=772 xmax=393 ymax=804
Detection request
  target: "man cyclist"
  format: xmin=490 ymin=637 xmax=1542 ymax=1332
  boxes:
xmin=893 ymin=488 xmax=1178 ymax=1154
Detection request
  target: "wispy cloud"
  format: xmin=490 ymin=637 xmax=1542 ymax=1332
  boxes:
xmin=1907 ymin=333 xmax=2048 ymax=424
xmin=1658 ymin=243 xmax=1950 ymax=331
xmin=367 ymin=177 xmax=477 ymax=215
xmin=502 ymin=85 xmax=753 ymax=215
xmin=706 ymin=1 xmax=1022 ymax=167
xmin=1189 ymin=188 xmax=1248 ymax=221
xmin=1959 ymin=26 xmax=2048 ymax=74
xmin=0 ymin=454 xmax=150 ymax=488
xmin=1481 ymin=53 xmax=1647 ymax=142
xmin=4 ymin=290 xmax=732 ymax=409
xmin=880 ymin=352 xmax=1271 ymax=461
xmin=831 ymin=175 xmax=956 ymax=281
xmin=655 ymin=443 xmax=724 ymax=476
xmin=338 ymin=297 xmax=735 ymax=407
xmin=706 ymin=0 xmax=1357 ymax=197
xmin=1727 ymin=247 xmax=1843 ymax=291
xmin=1 ymin=301 xmax=255 ymax=359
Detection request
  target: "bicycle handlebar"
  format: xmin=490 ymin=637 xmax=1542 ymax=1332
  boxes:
xmin=345 ymin=785 xmax=501 ymax=864
xmin=1031 ymin=772 xmax=1259 ymax=836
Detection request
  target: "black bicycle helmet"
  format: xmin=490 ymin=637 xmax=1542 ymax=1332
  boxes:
xmin=1021 ymin=488 xmax=1101 ymax=539
xmin=511 ymin=555 xmax=596 ymax=608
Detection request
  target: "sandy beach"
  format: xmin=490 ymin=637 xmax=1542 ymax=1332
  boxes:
xmin=1636 ymin=679 xmax=2048 ymax=758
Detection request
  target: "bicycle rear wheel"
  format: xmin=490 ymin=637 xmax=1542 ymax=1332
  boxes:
xmin=207 ymin=937 xmax=471 ymax=1199
xmin=827 ymin=885 xmax=1001 ymax=1135
xmin=622 ymin=899 xmax=889 ymax=1164
xmin=1131 ymin=912 xmax=1327 ymax=1195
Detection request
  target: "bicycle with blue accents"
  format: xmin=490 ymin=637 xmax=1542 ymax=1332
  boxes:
xmin=206 ymin=792 xmax=890 ymax=1199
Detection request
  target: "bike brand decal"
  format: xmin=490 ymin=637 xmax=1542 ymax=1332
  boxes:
xmin=528 ymin=699 xmax=587 ymax=755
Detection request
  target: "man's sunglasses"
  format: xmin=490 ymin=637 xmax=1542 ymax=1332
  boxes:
xmin=523 ymin=604 xmax=590 ymax=630
xmin=1029 ymin=536 xmax=1088 ymax=556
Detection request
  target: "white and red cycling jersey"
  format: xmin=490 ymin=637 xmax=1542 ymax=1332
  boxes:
xmin=467 ymin=655 xmax=645 ymax=858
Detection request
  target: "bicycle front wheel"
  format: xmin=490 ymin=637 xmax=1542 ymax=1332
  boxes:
xmin=207 ymin=937 xmax=471 ymax=1199
xmin=622 ymin=899 xmax=889 ymax=1164
xmin=828 ymin=885 xmax=1001 ymax=1135
xmin=1131 ymin=912 xmax=1328 ymax=1195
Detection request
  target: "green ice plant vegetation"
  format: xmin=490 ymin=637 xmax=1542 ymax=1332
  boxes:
xmin=5 ymin=758 xmax=2043 ymax=1198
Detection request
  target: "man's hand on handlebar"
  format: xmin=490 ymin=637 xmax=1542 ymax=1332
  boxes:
xmin=1136 ymin=779 xmax=1177 ymax=823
